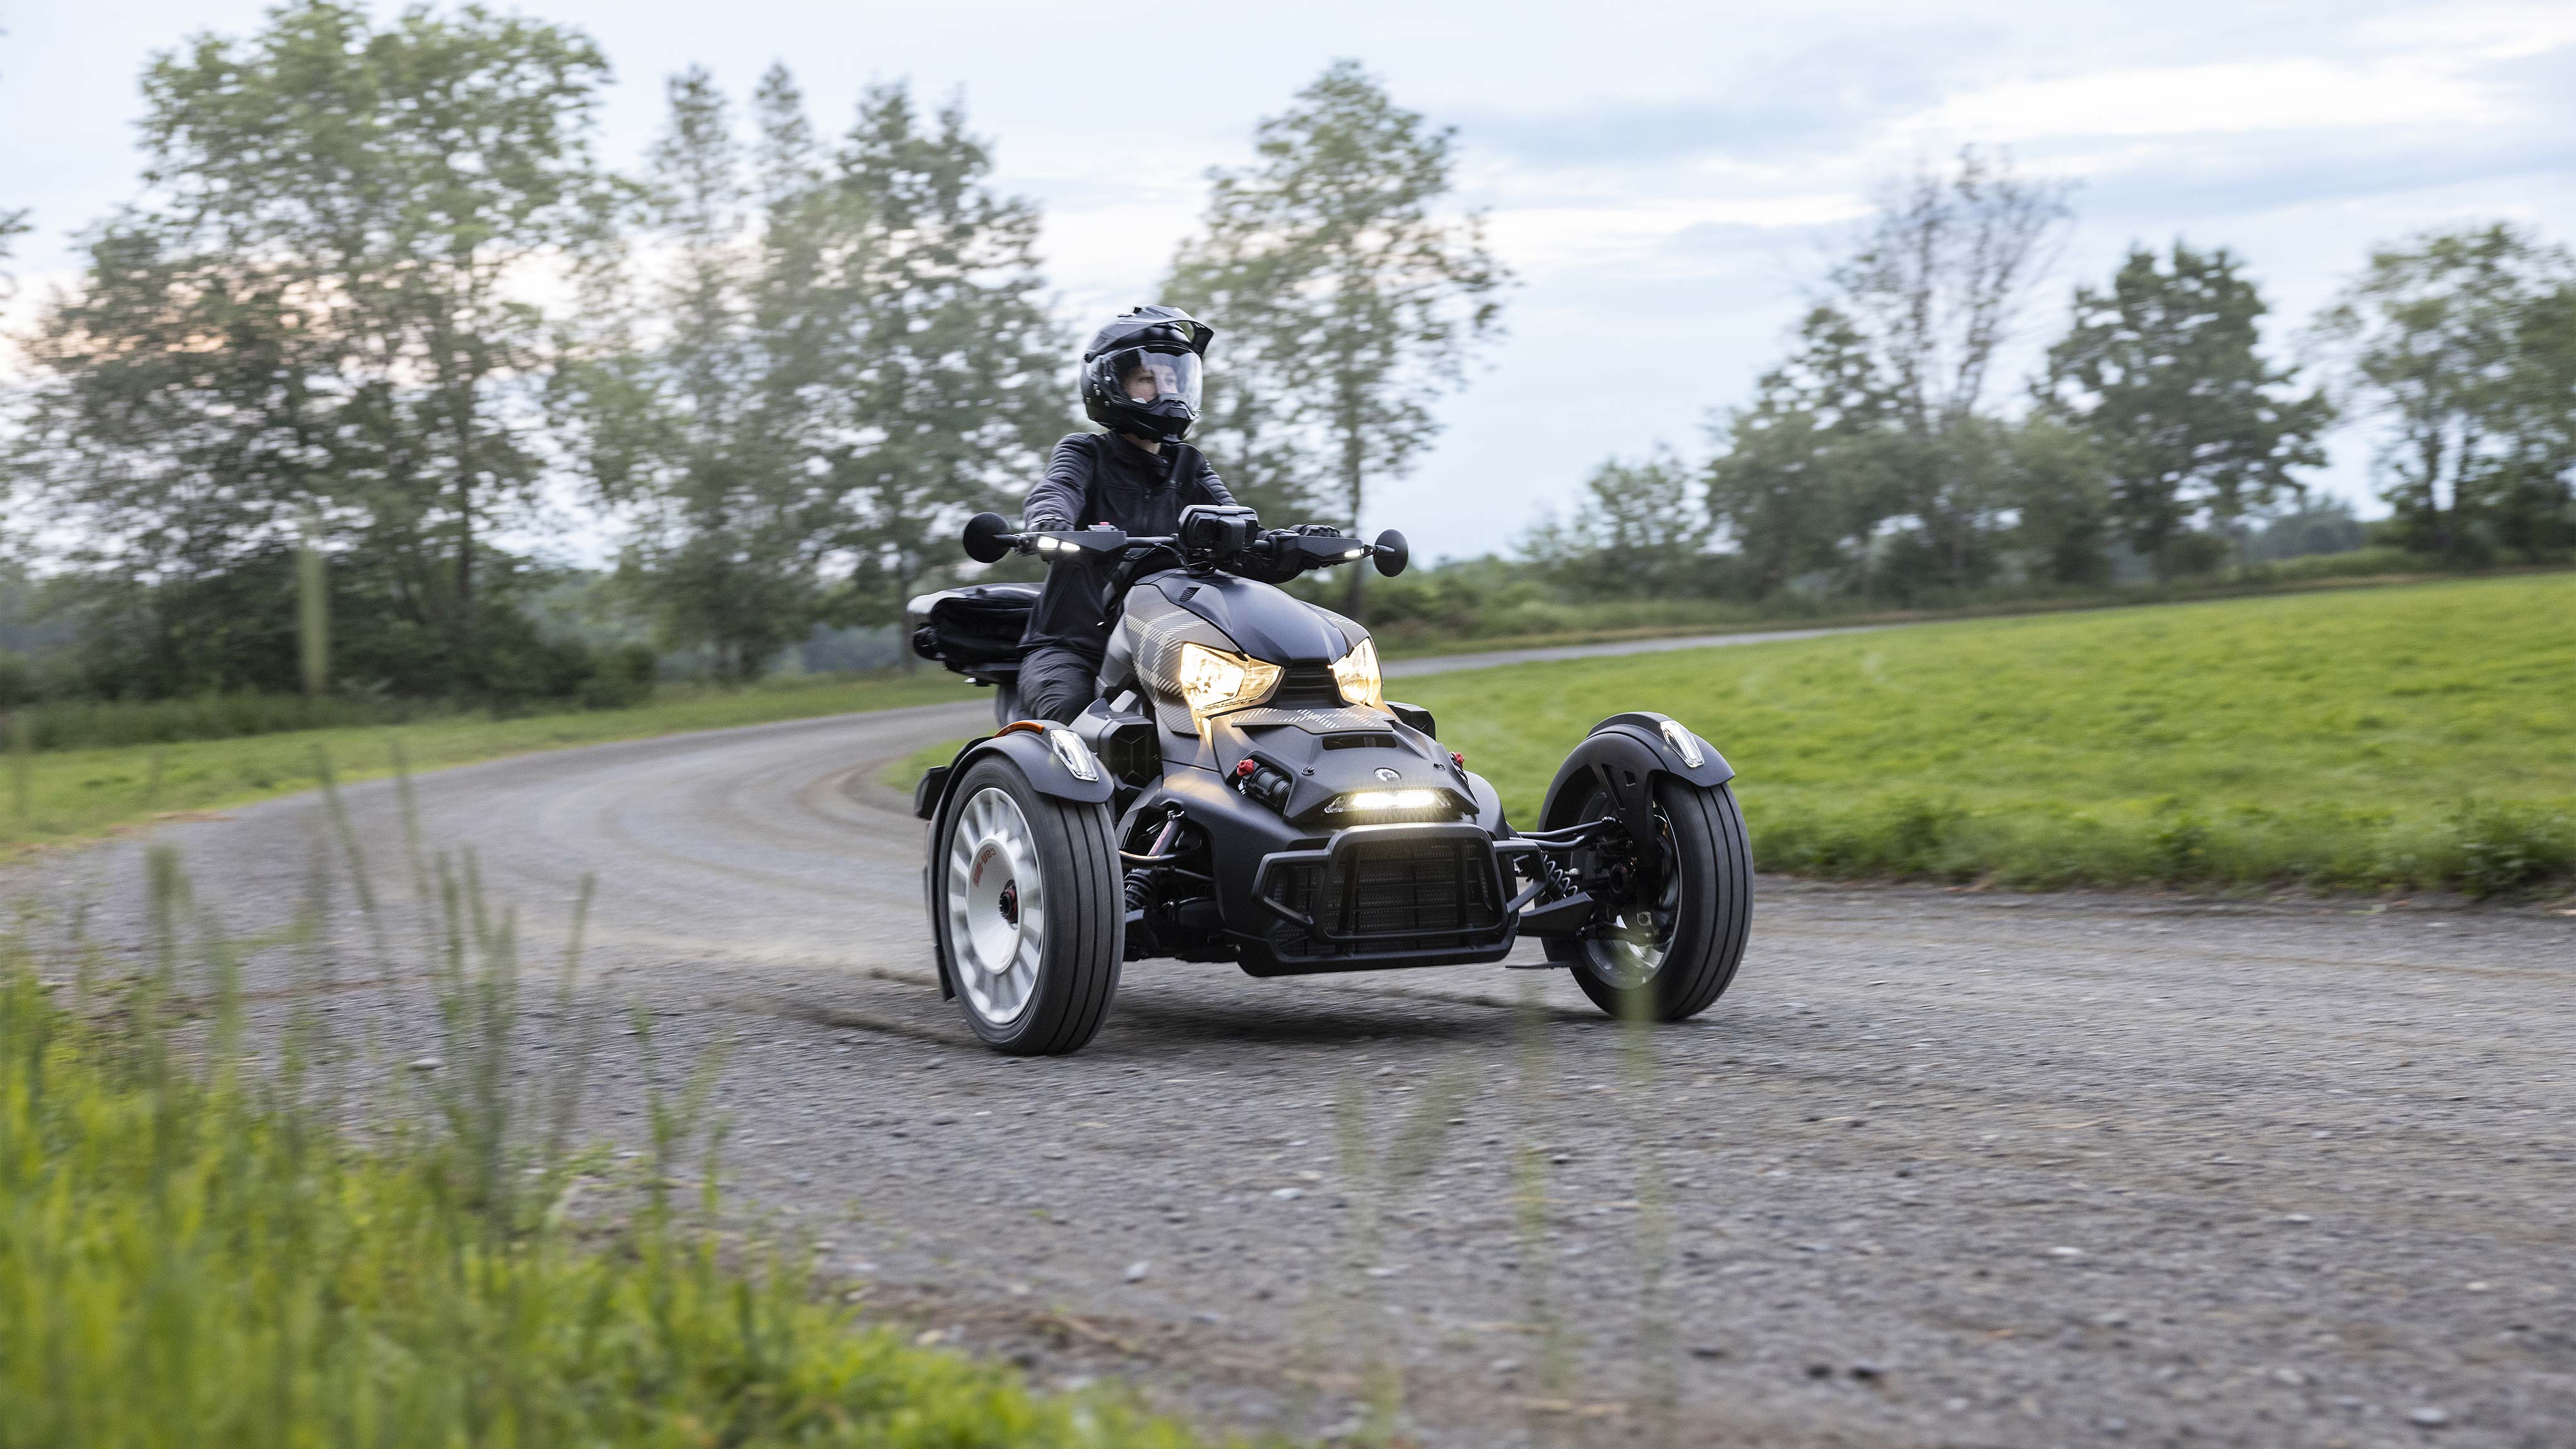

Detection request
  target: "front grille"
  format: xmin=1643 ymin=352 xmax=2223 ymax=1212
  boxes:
xmin=1262 ymin=830 xmax=1506 ymax=958
xmin=1349 ymin=835 xmax=1490 ymax=934
xmin=1321 ymin=731 xmax=1400 ymax=750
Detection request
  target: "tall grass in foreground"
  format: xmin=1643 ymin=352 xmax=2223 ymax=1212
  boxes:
xmin=0 ymin=846 xmax=1213 ymax=1448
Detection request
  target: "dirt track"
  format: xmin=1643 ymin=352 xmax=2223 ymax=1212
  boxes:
xmin=10 ymin=690 xmax=2574 ymax=1448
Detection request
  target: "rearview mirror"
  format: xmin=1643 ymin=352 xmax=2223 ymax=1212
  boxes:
xmin=961 ymin=511 xmax=1014 ymax=564
xmin=1372 ymin=528 xmax=1409 ymax=577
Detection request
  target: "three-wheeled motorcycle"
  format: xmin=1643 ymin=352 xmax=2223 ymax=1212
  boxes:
xmin=906 ymin=506 xmax=1752 ymax=1054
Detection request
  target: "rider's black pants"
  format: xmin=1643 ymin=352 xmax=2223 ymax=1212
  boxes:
xmin=1016 ymin=644 xmax=1099 ymax=724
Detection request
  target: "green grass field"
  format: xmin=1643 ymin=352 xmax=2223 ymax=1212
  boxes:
xmin=1409 ymin=574 xmax=2576 ymax=896
xmin=3 ymin=669 xmax=977 ymax=860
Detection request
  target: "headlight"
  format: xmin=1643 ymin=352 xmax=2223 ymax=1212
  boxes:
xmin=1330 ymin=638 xmax=1384 ymax=709
xmin=1175 ymin=641 xmax=1280 ymax=733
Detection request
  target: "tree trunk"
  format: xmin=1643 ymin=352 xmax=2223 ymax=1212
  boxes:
xmin=455 ymin=486 xmax=475 ymax=622
xmin=2421 ymin=429 xmax=2451 ymax=555
xmin=449 ymin=358 xmax=479 ymax=630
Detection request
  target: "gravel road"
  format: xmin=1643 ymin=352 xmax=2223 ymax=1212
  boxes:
xmin=9 ymin=645 xmax=2573 ymax=1448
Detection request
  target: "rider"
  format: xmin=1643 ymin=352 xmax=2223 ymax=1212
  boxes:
xmin=1014 ymin=305 xmax=1240 ymax=724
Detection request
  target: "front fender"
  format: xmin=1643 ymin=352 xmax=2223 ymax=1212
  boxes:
xmin=917 ymin=726 xmax=1117 ymax=1002
xmin=1538 ymin=712 xmax=1735 ymax=842
xmin=914 ymin=724 xmax=1116 ymax=824
xmin=1535 ymin=713 xmax=1736 ymax=966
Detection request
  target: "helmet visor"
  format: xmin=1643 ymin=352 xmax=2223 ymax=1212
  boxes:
xmin=1106 ymin=347 xmax=1202 ymax=415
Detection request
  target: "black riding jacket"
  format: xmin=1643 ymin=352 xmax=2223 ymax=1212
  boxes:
xmin=1018 ymin=431 xmax=1236 ymax=659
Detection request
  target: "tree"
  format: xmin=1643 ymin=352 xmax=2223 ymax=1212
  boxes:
xmin=2040 ymin=242 xmax=2331 ymax=574
xmin=2312 ymin=223 xmax=2576 ymax=555
xmin=0 ymin=203 xmax=28 ymax=559
xmin=1820 ymin=148 xmax=2072 ymax=587
xmin=12 ymin=1 xmax=617 ymax=687
xmin=1521 ymin=451 xmax=1710 ymax=598
xmin=555 ymin=69 xmax=1063 ymax=675
xmin=1166 ymin=60 xmax=1508 ymax=610
xmin=1996 ymin=414 xmax=2117 ymax=586
xmin=1703 ymin=309 xmax=1903 ymax=597
xmin=2494 ymin=278 xmax=2576 ymax=552
xmin=813 ymin=83 xmax=1068 ymax=636
xmin=0 ymin=205 xmax=25 ymax=291
xmin=552 ymin=66 xmax=821 ymax=679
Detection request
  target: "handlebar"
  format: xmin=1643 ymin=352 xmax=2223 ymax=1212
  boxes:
xmin=958 ymin=510 xmax=1409 ymax=579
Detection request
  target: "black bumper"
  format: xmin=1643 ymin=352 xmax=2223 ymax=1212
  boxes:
xmin=1241 ymin=823 xmax=1518 ymax=977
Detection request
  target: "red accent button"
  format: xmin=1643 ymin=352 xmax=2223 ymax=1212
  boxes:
xmin=1235 ymin=758 xmax=1258 ymax=778
xmin=1450 ymin=752 xmax=1466 ymax=768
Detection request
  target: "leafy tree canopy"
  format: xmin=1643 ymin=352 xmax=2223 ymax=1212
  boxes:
xmin=2040 ymin=240 xmax=2331 ymax=574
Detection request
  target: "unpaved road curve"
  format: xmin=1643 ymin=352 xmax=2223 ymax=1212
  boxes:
xmin=11 ymin=654 xmax=2575 ymax=1448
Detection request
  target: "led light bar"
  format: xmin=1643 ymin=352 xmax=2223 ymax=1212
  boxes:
xmin=1330 ymin=788 xmax=1441 ymax=814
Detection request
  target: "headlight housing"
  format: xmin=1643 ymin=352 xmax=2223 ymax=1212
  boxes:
xmin=1175 ymin=641 xmax=1280 ymax=733
xmin=1330 ymin=638 xmax=1384 ymax=709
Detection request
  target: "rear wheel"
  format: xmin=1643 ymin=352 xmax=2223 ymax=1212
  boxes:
xmin=932 ymin=756 xmax=1121 ymax=1054
xmin=1563 ymin=777 xmax=1753 ymax=1023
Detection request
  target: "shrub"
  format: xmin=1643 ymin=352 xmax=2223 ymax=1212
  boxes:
xmin=579 ymin=641 xmax=662 ymax=710
xmin=2446 ymin=800 xmax=2576 ymax=899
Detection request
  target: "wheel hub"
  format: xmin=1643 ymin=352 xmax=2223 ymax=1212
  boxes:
xmin=945 ymin=788 xmax=1044 ymax=1027
xmin=1580 ymin=803 xmax=1677 ymax=991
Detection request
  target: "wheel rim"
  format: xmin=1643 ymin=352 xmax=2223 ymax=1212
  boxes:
xmin=1580 ymin=797 xmax=1678 ymax=992
xmin=945 ymin=787 xmax=1044 ymax=1027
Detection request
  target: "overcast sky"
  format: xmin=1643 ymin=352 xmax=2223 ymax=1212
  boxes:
xmin=7 ymin=1 xmax=2575 ymax=560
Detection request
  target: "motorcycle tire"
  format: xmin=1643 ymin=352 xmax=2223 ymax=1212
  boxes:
xmin=1567 ymin=776 xmax=1754 ymax=1023
xmin=931 ymin=755 xmax=1122 ymax=1054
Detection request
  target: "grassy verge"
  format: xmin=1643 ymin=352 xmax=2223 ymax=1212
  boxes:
xmin=0 ymin=852 xmax=1219 ymax=1448
xmin=882 ymin=737 xmax=970 ymax=794
xmin=1408 ymin=574 xmax=2576 ymax=897
xmin=3 ymin=669 xmax=979 ymax=860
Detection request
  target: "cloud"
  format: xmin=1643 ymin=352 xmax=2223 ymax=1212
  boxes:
xmin=1482 ymin=196 xmax=1870 ymax=277
xmin=1909 ymin=57 xmax=2504 ymax=142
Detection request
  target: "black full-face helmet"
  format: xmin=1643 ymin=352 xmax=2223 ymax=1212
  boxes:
xmin=1081 ymin=304 xmax=1214 ymax=443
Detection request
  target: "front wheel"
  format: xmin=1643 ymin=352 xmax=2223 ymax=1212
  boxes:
xmin=1565 ymin=777 xmax=1754 ymax=1023
xmin=931 ymin=756 xmax=1121 ymax=1054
